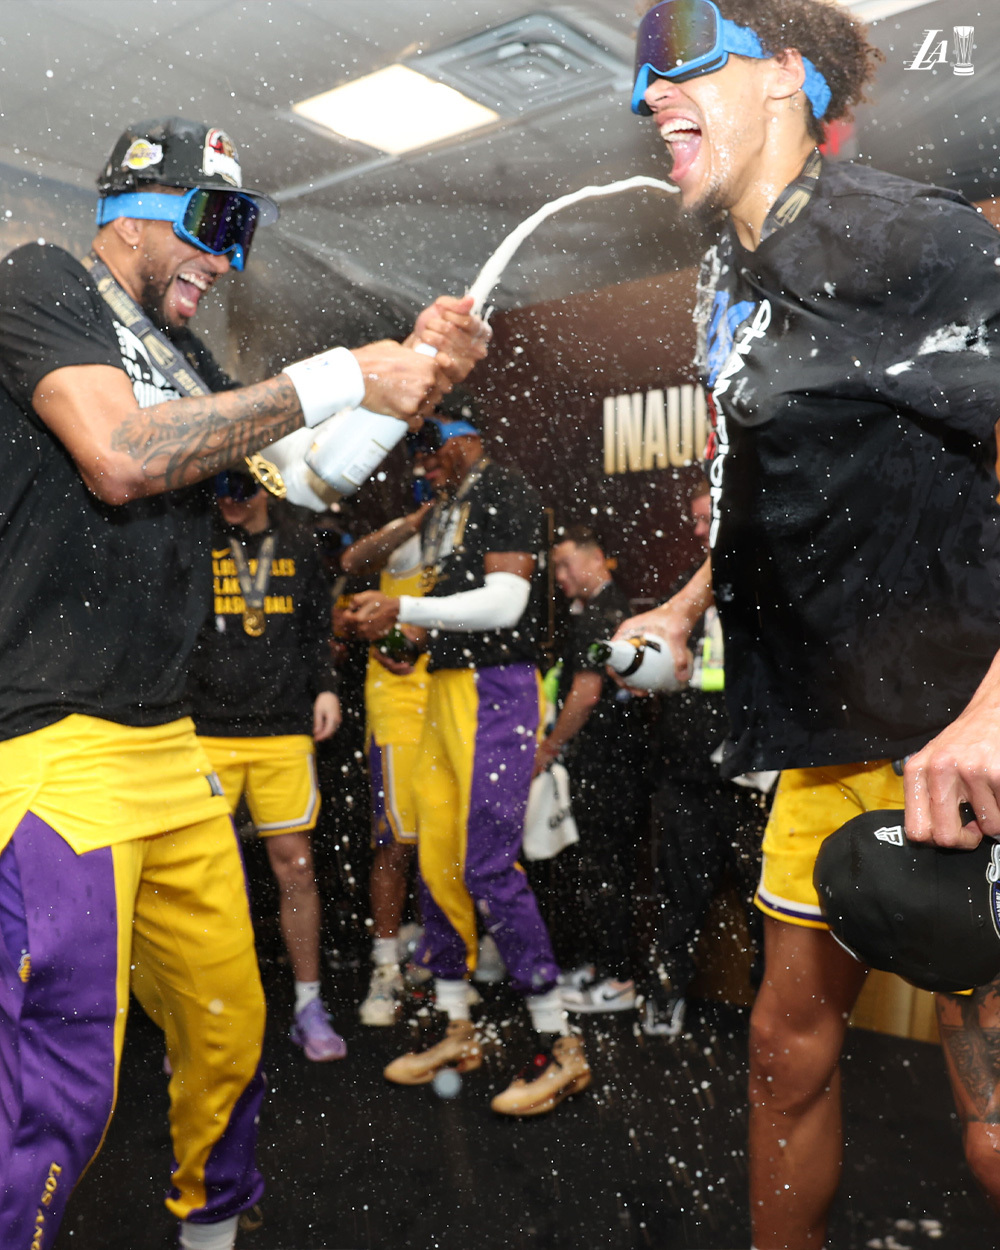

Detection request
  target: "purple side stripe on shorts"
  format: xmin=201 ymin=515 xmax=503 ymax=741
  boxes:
xmin=0 ymin=814 xmax=119 ymax=1247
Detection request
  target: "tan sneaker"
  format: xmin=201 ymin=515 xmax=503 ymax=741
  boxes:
xmin=490 ymin=1034 xmax=591 ymax=1116
xmin=359 ymin=964 xmax=403 ymax=1027
xmin=383 ymin=1019 xmax=483 ymax=1086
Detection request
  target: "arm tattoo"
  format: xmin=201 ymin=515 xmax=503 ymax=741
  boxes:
xmin=939 ymin=985 xmax=1000 ymax=1124
xmin=109 ymin=374 xmax=302 ymax=492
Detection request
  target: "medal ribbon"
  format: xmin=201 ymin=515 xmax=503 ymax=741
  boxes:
xmin=420 ymin=457 xmax=490 ymax=591
xmin=229 ymin=533 xmax=277 ymax=632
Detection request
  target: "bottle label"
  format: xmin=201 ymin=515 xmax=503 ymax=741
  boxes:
xmin=343 ymin=437 xmax=395 ymax=487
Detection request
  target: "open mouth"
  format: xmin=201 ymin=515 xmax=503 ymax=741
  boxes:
xmin=174 ymin=270 xmax=211 ymax=316
xmin=658 ymin=118 xmax=702 ymax=184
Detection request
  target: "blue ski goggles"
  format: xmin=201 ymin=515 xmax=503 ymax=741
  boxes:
xmin=96 ymin=187 xmax=261 ymax=270
xmin=632 ymin=0 xmax=831 ymax=121
xmin=405 ymin=415 xmax=480 ymax=457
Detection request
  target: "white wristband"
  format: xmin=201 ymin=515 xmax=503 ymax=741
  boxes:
xmin=398 ymin=571 xmax=531 ymax=632
xmin=282 ymin=346 xmax=365 ymax=428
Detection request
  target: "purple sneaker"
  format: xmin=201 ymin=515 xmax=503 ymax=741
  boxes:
xmin=290 ymin=999 xmax=347 ymax=1062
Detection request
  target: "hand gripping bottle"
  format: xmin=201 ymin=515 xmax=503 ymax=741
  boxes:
xmin=304 ymin=342 xmax=440 ymax=498
xmin=587 ymin=635 xmax=685 ymax=693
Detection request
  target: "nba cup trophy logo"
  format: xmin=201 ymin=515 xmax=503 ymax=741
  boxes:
xmin=953 ymin=26 xmax=975 ymax=75
xmin=905 ymin=25 xmax=975 ymax=74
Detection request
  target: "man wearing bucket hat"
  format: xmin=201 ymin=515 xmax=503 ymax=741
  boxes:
xmin=616 ymin=1 xmax=1000 ymax=1245
xmin=0 ymin=116 xmax=487 ymax=1250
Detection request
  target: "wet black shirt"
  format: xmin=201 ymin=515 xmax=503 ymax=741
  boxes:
xmin=0 ymin=244 xmax=230 ymax=739
xmin=562 ymin=579 xmax=641 ymax=749
xmin=189 ymin=517 xmax=336 ymax=737
xmin=423 ymin=460 xmax=545 ymax=671
xmin=699 ymin=159 xmax=1000 ymax=776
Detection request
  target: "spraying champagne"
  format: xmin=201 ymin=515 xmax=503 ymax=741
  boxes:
xmin=302 ymin=177 xmax=676 ymax=501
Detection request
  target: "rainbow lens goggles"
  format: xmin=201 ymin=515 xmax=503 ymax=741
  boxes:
xmin=96 ymin=187 xmax=260 ymax=270
xmin=632 ymin=0 xmax=831 ymax=121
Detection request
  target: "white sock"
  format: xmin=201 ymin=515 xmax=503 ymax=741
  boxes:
xmin=294 ymin=980 xmax=321 ymax=1014
xmin=434 ymin=977 xmax=470 ymax=1021
xmin=526 ymin=986 xmax=568 ymax=1035
xmin=179 ymin=1214 xmax=239 ymax=1250
xmin=372 ymin=936 xmax=399 ymax=967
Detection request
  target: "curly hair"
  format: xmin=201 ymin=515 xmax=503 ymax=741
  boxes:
xmin=642 ymin=0 xmax=883 ymax=140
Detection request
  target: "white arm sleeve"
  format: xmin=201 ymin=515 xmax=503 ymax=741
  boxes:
xmin=282 ymin=346 xmax=365 ymax=427
xmin=398 ymin=571 xmax=531 ymax=632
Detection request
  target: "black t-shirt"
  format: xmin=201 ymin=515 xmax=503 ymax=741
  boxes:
xmin=423 ymin=460 xmax=545 ymax=671
xmin=562 ymin=579 xmax=642 ymax=747
xmin=0 ymin=243 xmax=232 ymax=739
xmin=699 ymin=159 xmax=1000 ymax=776
xmin=189 ymin=516 xmax=336 ymax=737
xmin=654 ymin=568 xmax=728 ymax=784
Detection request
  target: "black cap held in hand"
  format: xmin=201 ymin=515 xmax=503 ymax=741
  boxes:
xmin=814 ymin=809 xmax=1000 ymax=994
xmin=97 ymin=118 xmax=278 ymax=223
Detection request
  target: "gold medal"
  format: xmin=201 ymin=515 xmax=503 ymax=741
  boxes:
xmin=242 ymin=607 xmax=267 ymax=637
xmin=245 ymin=453 xmax=286 ymax=500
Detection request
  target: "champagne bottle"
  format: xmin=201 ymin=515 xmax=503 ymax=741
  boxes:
xmin=305 ymin=407 xmax=409 ymax=499
xmin=377 ymin=626 xmax=421 ymax=664
xmin=587 ymin=634 xmax=684 ymax=693
xmin=304 ymin=342 xmax=440 ymax=498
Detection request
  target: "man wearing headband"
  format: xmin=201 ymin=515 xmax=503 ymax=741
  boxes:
xmin=349 ymin=398 xmax=591 ymax=1116
xmin=618 ymin=2 xmax=1000 ymax=1245
xmin=0 ymin=116 xmax=487 ymax=1250
xmin=189 ymin=472 xmax=345 ymax=1063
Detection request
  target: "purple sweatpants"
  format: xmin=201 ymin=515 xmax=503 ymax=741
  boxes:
xmin=0 ymin=814 xmax=265 ymax=1247
xmin=413 ymin=664 xmax=560 ymax=996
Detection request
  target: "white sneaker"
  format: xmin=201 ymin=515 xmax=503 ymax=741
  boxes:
xmin=641 ymin=993 xmax=687 ymax=1038
xmin=558 ymin=963 xmax=596 ymax=992
xmin=563 ymin=977 xmax=637 ymax=1014
xmin=360 ymin=964 xmax=403 ymax=1026
xmin=472 ymin=933 xmax=507 ymax=983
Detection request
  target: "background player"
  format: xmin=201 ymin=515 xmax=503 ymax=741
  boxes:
xmin=349 ymin=408 xmax=591 ymax=1116
xmin=341 ymin=500 xmax=432 ymax=1025
xmin=190 ymin=470 xmax=346 ymax=1061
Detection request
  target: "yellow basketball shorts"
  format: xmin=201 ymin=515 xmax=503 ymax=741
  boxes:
xmin=199 ymin=735 xmax=319 ymax=836
xmin=756 ymin=759 xmax=904 ymax=928
xmin=368 ymin=736 xmax=420 ymax=847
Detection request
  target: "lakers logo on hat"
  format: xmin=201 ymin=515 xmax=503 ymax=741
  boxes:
xmin=121 ymin=139 xmax=163 ymax=171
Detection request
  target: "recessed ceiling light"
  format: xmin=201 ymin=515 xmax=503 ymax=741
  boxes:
xmin=293 ymin=64 xmax=500 ymax=155
xmin=835 ymin=0 xmax=937 ymax=19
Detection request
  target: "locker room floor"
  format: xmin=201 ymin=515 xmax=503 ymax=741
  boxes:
xmin=54 ymin=932 xmax=996 ymax=1250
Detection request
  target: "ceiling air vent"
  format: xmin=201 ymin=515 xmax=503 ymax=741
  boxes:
xmin=406 ymin=12 xmax=632 ymax=118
